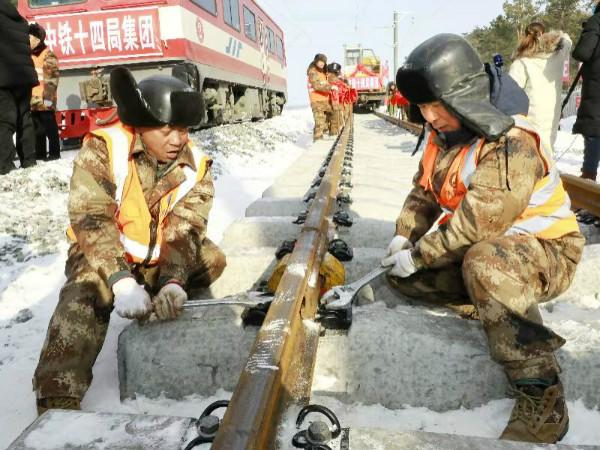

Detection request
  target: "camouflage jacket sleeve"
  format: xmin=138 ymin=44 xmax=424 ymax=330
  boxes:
xmin=43 ymin=50 xmax=59 ymax=107
xmin=395 ymin=159 xmax=443 ymax=243
xmin=68 ymin=136 xmax=131 ymax=284
xmin=158 ymin=170 xmax=215 ymax=286
xmin=413 ymin=129 xmax=543 ymax=268
xmin=308 ymin=68 xmax=331 ymax=91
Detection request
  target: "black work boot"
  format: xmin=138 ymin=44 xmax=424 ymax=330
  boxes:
xmin=580 ymin=170 xmax=597 ymax=182
xmin=36 ymin=396 xmax=81 ymax=416
xmin=500 ymin=378 xmax=568 ymax=444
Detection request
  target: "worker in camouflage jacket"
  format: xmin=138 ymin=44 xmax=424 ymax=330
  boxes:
xmin=307 ymin=53 xmax=335 ymax=141
xmin=33 ymin=68 xmax=226 ymax=414
xmin=28 ymin=23 xmax=61 ymax=160
xmin=326 ymin=62 xmax=344 ymax=135
xmin=386 ymin=34 xmax=584 ymax=444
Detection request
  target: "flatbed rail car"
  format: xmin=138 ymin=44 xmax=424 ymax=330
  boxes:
xmin=18 ymin=0 xmax=288 ymax=140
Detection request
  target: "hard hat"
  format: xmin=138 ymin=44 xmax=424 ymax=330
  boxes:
xmin=395 ymin=34 xmax=513 ymax=141
xmin=109 ymin=67 xmax=204 ymax=128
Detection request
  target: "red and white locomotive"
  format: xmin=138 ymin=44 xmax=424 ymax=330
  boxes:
xmin=17 ymin=0 xmax=287 ymax=139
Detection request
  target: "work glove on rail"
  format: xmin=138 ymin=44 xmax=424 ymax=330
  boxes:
xmin=112 ymin=277 xmax=153 ymax=319
xmin=153 ymin=282 xmax=188 ymax=320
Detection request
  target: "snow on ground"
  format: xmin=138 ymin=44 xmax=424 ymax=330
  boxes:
xmin=1 ymin=112 xmax=600 ymax=448
xmin=0 ymin=107 xmax=314 ymax=448
xmin=555 ymin=116 xmax=587 ymax=176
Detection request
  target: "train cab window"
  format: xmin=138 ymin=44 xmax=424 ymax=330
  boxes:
xmin=243 ymin=6 xmax=256 ymax=41
xmin=267 ymin=27 xmax=275 ymax=54
xmin=276 ymin=36 xmax=284 ymax=59
xmin=345 ymin=49 xmax=361 ymax=66
xmin=223 ymin=0 xmax=240 ymax=31
xmin=29 ymin=0 xmax=84 ymax=6
xmin=191 ymin=0 xmax=217 ymax=15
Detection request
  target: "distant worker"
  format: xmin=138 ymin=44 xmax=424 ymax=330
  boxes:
xmin=0 ymin=1 xmax=37 ymax=174
xmin=572 ymin=0 xmax=600 ymax=181
xmin=387 ymin=82 xmax=409 ymax=119
xmin=29 ymin=23 xmax=61 ymax=161
xmin=33 ymin=68 xmax=226 ymax=414
xmin=327 ymin=62 xmax=344 ymax=135
xmin=388 ymin=34 xmax=583 ymax=444
xmin=307 ymin=53 xmax=335 ymax=141
xmin=509 ymin=22 xmax=572 ymax=156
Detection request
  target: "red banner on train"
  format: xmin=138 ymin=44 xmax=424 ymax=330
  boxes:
xmin=34 ymin=7 xmax=162 ymax=65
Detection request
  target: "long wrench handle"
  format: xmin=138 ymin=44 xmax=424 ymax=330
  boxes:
xmin=346 ymin=264 xmax=391 ymax=291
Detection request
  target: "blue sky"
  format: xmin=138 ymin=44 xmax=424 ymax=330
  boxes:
xmin=257 ymin=0 xmax=505 ymax=106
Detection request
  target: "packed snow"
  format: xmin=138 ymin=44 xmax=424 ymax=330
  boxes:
xmin=1 ymin=110 xmax=600 ymax=448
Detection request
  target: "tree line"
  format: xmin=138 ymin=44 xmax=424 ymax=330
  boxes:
xmin=466 ymin=0 xmax=592 ymax=76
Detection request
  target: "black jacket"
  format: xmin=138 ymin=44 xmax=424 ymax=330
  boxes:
xmin=0 ymin=1 xmax=38 ymax=89
xmin=573 ymin=10 xmax=600 ymax=136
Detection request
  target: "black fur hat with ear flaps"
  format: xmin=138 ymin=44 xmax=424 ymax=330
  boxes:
xmin=396 ymin=33 xmax=514 ymax=141
xmin=110 ymin=67 xmax=204 ymax=128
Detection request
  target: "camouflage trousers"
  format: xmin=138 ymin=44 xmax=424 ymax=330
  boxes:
xmin=311 ymin=101 xmax=333 ymax=140
xmin=33 ymin=238 xmax=226 ymax=400
xmin=389 ymin=233 xmax=583 ymax=381
xmin=329 ymin=105 xmax=342 ymax=135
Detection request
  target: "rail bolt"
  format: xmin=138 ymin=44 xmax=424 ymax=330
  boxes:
xmin=307 ymin=421 xmax=332 ymax=443
xmin=198 ymin=415 xmax=220 ymax=435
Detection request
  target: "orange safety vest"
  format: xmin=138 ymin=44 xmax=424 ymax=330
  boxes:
xmin=67 ymin=123 xmax=211 ymax=265
xmin=31 ymin=48 xmax=48 ymax=101
xmin=307 ymin=69 xmax=330 ymax=103
xmin=418 ymin=115 xmax=579 ymax=240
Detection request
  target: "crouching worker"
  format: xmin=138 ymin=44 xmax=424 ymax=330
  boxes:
xmin=33 ymin=67 xmax=226 ymax=414
xmin=384 ymin=34 xmax=583 ymax=444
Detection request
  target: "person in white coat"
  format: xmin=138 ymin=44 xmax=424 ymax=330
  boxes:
xmin=509 ymin=22 xmax=572 ymax=156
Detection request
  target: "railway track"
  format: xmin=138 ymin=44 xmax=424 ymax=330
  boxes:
xmin=374 ymin=110 xmax=600 ymax=218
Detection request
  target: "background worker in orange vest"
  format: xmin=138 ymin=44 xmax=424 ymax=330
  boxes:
xmin=307 ymin=53 xmax=336 ymax=141
xmin=28 ymin=23 xmax=61 ymax=161
xmin=33 ymin=67 xmax=226 ymax=415
xmin=0 ymin=1 xmax=37 ymax=174
xmin=386 ymin=34 xmax=584 ymax=444
xmin=326 ymin=62 xmax=344 ymax=135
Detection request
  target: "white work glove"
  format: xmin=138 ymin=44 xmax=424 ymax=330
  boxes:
xmin=381 ymin=249 xmax=418 ymax=278
xmin=112 ymin=277 xmax=153 ymax=319
xmin=386 ymin=235 xmax=413 ymax=256
xmin=153 ymin=283 xmax=188 ymax=320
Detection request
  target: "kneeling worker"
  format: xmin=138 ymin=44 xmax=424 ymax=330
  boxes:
xmin=384 ymin=34 xmax=583 ymax=443
xmin=33 ymin=67 xmax=226 ymax=413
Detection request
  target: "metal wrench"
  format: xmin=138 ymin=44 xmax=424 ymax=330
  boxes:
xmin=320 ymin=264 xmax=391 ymax=311
xmin=182 ymin=291 xmax=273 ymax=309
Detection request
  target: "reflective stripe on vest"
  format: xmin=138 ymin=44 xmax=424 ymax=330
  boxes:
xmin=66 ymin=123 xmax=210 ymax=265
xmin=418 ymin=116 xmax=579 ymax=239
xmin=31 ymin=49 xmax=48 ymax=100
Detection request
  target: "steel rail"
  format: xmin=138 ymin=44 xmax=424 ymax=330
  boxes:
xmin=373 ymin=110 xmax=423 ymax=135
xmin=374 ymin=111 xmax=600 ymax=218
xmin=561 ymin=174 xmax=600 ymax=218
xmin=212 ymin=115 xmax=353 ymax=449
